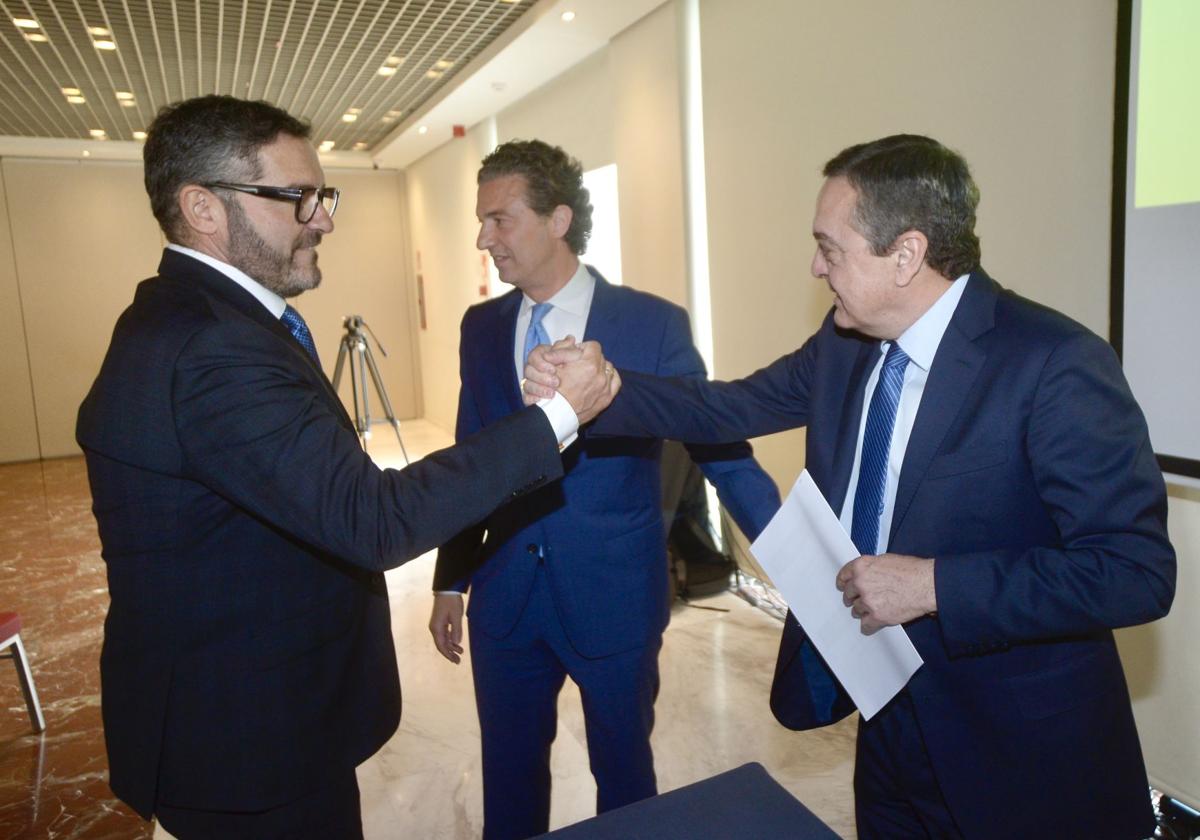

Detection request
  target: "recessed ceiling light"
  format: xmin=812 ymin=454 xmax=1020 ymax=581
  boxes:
xmin=120 ymin=100 xmax=136 ymax=108
xmin=425 ymin=69 xmax=443 ymax=79
xmin=352 ymin=142 xmax=368 ymax=151
xmin=67 ymin=95 xmax=87 ymax=104
xmin=386 ymin=109 xmax=402 ymax=117
xmin=82 ymin=149 xmax=91 ymax=157
xmin=434 ymin=59 xmax=454 ymax=70
xmin=376 ymin=66 xmax=396 ymax=77
xmin=62 ymin=86 xmax=81 ymax=96
xmin=381 ymin=116 xmax=395 ymax=124
xmin=115 ymin=91 xmax=134 ymax=100
xmin=25 ymin=32 xmax=48 ymax=42
xmin=89 ymin=129 xmax=107 ymax=139
xmin=341 ymin=113 xmax=358 ymax=123
xmin=561 ymin=11 xmax=576 ymax=22
xmin=417 ymin=125 xmax=428 ymax=135
xmin=384 ymin=56 xmax=404 ymax=67
xmin=93 ymin=39 xmax=116 ymax=50
xmin=319 ymin=140 xmax=335 ymax=152
xmin=12 ymin=18 xmax=39 ymax=28
xmin=347 ymin=107 xmax=361 ymax=115
xmin=133 ymin=131 xmax=147 ymax=140
xmin=88 ymin=26 xmax=110 ymax=36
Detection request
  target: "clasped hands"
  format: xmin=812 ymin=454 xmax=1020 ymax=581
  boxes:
xmin=522 ymin=337 xmax=621 ymax=420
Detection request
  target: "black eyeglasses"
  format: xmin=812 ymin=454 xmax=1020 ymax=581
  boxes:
xmin=205 ymin=182 xmax=340 ymax=223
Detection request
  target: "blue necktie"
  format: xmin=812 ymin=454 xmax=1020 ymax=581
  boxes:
xmin=850 ymin=342 xmax=911 ymax=555
xmin=281 ymin=305 xmax=321 ymax=366
xmin=523 ymin=302 xmax=553 ymax=367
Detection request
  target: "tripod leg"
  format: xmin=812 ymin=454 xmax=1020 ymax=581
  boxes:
xmin=332 ymin=337 xmax=350 ymax=392
xmin=361 ymin=342 xmax=410 ymax=465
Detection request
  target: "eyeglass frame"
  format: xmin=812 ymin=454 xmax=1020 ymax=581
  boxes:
xmin=204 ymin=182 xmax=340 ymax=223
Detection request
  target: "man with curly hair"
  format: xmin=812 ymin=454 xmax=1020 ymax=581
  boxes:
xmin=428 ymin=139 xmax=780 ymax=839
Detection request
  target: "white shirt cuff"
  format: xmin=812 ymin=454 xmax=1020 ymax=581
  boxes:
xmin=536 ymin=392 xmax=579 ymax=450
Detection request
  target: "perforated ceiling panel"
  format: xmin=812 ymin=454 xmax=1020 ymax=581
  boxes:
xmin=0 ymin=0 xmax=535 ymax=148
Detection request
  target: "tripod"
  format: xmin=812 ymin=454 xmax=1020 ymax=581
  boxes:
xmin=331 ymin=315 xmax=410 ymax=464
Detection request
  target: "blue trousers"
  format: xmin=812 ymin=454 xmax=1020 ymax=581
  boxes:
xmin=469 ymin=565 xmax=662 ymax=840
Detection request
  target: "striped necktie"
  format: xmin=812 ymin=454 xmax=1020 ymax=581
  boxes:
xmin=850 ymin=342 xmax=910 ymax=555
xmin=281 ymin=305 xmax=321 ymax=366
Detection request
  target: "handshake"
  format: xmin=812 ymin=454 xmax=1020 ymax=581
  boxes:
xmin=523 ymin=337 xmax=621 ymax=424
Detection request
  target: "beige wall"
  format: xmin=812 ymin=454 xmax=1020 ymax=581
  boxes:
xmin=697 ymin=0 xmax=1196 ymax=804
xmin=0 ymin=157 xmax=417 ymax=461
xmin=0 ymin=166 xmax=40 ymax=462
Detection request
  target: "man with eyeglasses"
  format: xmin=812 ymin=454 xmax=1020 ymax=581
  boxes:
xmin=76 ymin=95 xmax=618 ymax=839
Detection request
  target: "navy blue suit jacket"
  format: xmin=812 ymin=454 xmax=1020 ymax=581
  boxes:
xmin=76 ymin=250 xmax=565 ymax=818
xmin=592 ymin=271 xmax=1175 ymax=839
xmin=435 ymin=269 xmax=780 ymax=658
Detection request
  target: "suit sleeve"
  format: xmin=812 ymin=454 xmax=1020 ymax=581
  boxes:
xmin=654 ymin=305 xmax=782 ymax=540
xmin=592 ymin=328 xmax=819 ymax=447
xmin=173 ymin=318 xmax=562 ymax=573
xmin=433 ymin=312 xmax=489 ymax=592
xmin=934 ymin=331 xmax=1175 ymax=653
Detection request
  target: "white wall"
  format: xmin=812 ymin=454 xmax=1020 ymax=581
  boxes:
xmin=696 ymin=0 xmax=1196 ymax=805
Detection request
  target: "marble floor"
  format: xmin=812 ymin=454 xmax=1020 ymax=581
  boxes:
xmin=0 ymin=420 xmax=858 ymax=839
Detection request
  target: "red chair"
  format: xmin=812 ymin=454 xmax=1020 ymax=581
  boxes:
xmin=0 ymin=612 xmax=46 ymax=733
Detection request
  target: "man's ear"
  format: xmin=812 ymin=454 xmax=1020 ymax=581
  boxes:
xmin=891 ymin=230 xmax=928 ymax=287
xmin=549 ymin=204 xmax=573 ymax=241
xmin=178 ymin=185 xmax=225 ymax=238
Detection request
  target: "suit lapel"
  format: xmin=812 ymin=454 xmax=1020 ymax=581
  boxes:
xmin=581 ymin=270 xmax=621 ymax=358
xmin=494 ymin=292 xmax=525 ymax=415
xmin=889 ymin=272 xmax=996 ymax=540
xmin=825 ymin=341 xmax=879 ymax=515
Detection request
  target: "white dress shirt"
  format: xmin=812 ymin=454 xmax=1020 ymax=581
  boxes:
xmin=167 ymin=243 xmax=286 ymax=317
xmin=838 ymin=275 xmax=970 ymax=553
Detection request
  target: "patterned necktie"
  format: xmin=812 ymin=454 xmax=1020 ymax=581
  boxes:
xmin=281 ymin=305 xmax=321 ymax=366
xmin=522 ymin=302 xmax=553 ymax=367
xmin=850 ymin=342 xmax=911 ymax=555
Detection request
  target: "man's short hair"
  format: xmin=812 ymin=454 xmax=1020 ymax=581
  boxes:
xmin=823 ymin=134 xmax=981 ymax=279
xmin=478 ymin=140 xmax=593 ymax=255
xmin=144 ymin=95 xmax=311 ymax=243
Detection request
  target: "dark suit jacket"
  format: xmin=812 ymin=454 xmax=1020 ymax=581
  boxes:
xmin=435 ymin=270 xmax=780 ymax=658
xmin=76 ymin=249 xmax=565 ymax=818
xmin=591 ymin=270 xmax=1175 ymax=839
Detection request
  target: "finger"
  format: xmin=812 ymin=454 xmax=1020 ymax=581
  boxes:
xmin=552 ymin=335 xmax=578 ymax=349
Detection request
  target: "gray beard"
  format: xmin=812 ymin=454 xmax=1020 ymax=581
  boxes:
xmin=225 ymin=200 xmax=322 ymax=298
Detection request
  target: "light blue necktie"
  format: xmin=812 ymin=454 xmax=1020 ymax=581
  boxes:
xmin=522 ymin=302 xmax=553 ymax=367
xmin=850 ymin=342 xmax=911 ymax=555
xmin=281 ymin=305 xmax=321 ymax=366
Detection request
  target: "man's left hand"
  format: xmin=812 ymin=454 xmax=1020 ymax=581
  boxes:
xmin=835 ymin=553 xmax=937 ymax=634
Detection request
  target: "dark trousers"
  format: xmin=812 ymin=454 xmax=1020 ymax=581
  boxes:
xmin=854 ymin=690 xmax=963 ymax=839
xmin=470 ymin=565 xmax=662 ymax=840
xmin=155 ymin=769 xmax=363 ymax=840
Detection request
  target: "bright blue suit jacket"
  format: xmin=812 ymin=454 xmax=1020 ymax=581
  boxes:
xmin=591 ymin=270 xmax=1175 ymax=839
xmin=435 ymin=268 xmax=780 ymax=658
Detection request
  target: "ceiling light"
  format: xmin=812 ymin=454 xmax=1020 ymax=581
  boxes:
xmin=13 ymin=18 xmax=39 ymax=28
xmin=341 ymin=113 xmax=357 ymax=123
xmin=88 ymin=129 xmax=107 ymax=139
xmin=384 ymin=56 xmax=404 ymax=67
xmin=386 ymin=109 xmax=402 ymax=117
xmin=347 ymin=107 xmax=361 ymax=114
xmin=24 ymin=32 xmax=47 ymax=42
xmin=93 ymin=39 xmax=116 ymax=50
xmin=561 ymin=11 xmax=576 ymax=22
xmin=417 ymin=125 xmax=428 ymax=135
xmin=352 ymin=142 xmax=368 ymax=151
xmin=381 ymin=116 xmax=395 ymax=124
xmin=67 ymin=95 xmax=86 ymax=104
xmin=115 ymin=91 xmax=134 ymax=100
xmin=88 ymin=26 xmax=110 ymax=36
xmin=319 ymin=140 xmax=335 ymax=152
xmin=82 ymin=150 xmax=91 ymax=157
xmin=62 ymin=86 xmax=81 ymax=96
xmin=120 ymin=100 xmax=136 ymax=108
xmin=425 ymin=69 xmax=443 ymax=79
xmin=133 ymin=131 xmax=147 ymax=140
xmin=376 ymin=66 xmax=396 ymax=77
xmin=434 ymin=59 xmax=454 ymax=70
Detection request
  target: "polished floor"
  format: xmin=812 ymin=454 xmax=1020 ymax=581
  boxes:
xmin=0 ymin=421 xmax=857 ymax=839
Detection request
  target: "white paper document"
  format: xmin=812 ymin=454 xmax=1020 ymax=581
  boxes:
xmin=750 ymin=470 xmax=923 ymax=720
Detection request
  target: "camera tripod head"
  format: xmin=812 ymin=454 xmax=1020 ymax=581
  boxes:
xmin=342 ymin=314 xmax=366 ymax=332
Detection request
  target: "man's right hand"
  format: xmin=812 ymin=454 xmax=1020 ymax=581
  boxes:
xmin=523 ymin=338 xmax=621 ymax=423
xmin=428 ymin=593 xmax=465 ymax=664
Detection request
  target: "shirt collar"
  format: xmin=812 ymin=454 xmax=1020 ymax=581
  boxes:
xmin=166 ymin=243 xmax=288 ymax=319
xmin=522 ymin=261 xmax=594 ymax=318
xmin=894 ymin=273 xmax=970 ymax=371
